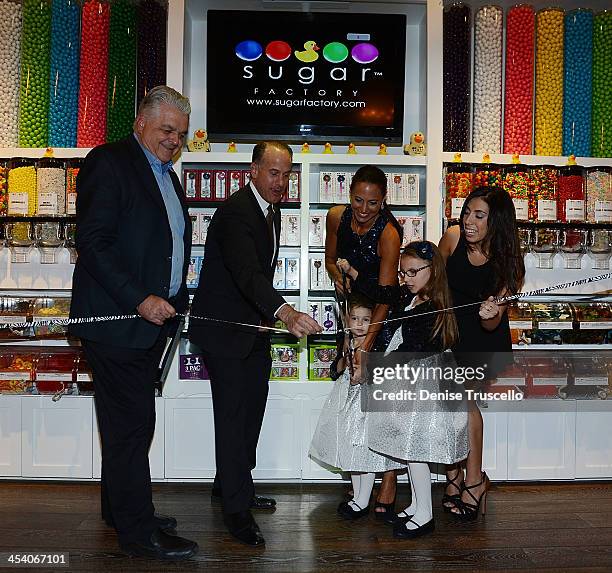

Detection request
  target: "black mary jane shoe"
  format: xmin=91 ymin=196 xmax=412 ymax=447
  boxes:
xmin=393 ymin=517 xmax=435 ymax=539
xmin=384 ymin=509 xmax=413 ymax=526
xmin=338 ymin=501 xmax=369 ymax=520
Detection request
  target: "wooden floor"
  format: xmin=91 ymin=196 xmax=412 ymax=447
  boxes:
xmin=0 ymin=481 xmax=611 ymax=572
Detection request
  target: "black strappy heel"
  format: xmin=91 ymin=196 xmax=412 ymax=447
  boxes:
xmin=442 ymin=469 xmax=463 ymax=513
xmin=453 ymin=471 xmax=490 ymax=521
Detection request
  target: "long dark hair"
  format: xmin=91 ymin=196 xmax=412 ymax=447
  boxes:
xmin=350 ymin=165 xmax=404 ymax=243
xmin=459 ymin=186 xmax=525 ymax=296
xmin=401 ymin=241 xmax=458 ymax=349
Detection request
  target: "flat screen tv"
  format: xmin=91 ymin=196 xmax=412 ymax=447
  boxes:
xmin=206 ymin=10 xmax=407 ymax=144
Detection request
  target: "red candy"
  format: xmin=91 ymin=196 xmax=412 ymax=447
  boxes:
xmin=503 ymin=5 xmax=535 ymax=154
xmin=558 ymin=166 xmax=585 ymax=223
xmin=77 ymin=1 xmax=110 ymax=147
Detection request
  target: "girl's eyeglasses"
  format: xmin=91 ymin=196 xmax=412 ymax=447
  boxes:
xmin=398 ymin=264 xmax=431 ymax=279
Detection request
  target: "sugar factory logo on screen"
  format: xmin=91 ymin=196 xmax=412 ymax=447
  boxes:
xmin=234 ymin=38 xmax=381 ymax=87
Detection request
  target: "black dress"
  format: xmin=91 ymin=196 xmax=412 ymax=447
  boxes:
xmin=395 ymin=299 xmax=445 ymax=355
xmin=446 ymin=234 xmax=511 ymax=380
xmin=336 ymin=205 xmax=400 ymax=352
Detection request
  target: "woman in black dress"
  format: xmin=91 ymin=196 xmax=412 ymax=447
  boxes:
xmin=438 ymin=186 xmax=525 ymax=520
xmin=325 ymin=165 xmax=403 ymax=518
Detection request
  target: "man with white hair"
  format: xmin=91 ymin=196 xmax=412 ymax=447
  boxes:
xmin=70 ymin=86 xmax=198 ymax=560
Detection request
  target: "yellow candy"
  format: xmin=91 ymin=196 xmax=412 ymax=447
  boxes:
xmin=8 ymin=166 xmax=37 ymax=215
xmin=535 ymin=8 xmax=564 ymax=156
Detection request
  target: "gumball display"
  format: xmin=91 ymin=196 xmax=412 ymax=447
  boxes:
xmin=534 ymin=8 xmax=564 ymax=156
xmin=592 ymin=10 xmax=612 ymax=158
xmin=472 ymin=5 xmax=502 ymax=153
xmin=562 ymin=9 xmax=593 ymax=158
xmin=48 ymin=0 xmax=81 ymax=148
xmin=18 ymin=0 xmax=52 ymax=148
xmin=503 ymin=5 xmax=535 ymax=155
xmin=77 ymin=0 xmax=110 ymax=147
xmin=0 ymin=0 xmax=23 ymax=147
xmin=107 ymin=0 xmax=137 ymax=143
xmin=473 ymin=163 xmax=502 ymax=188
xmin=443 ymin=3 xmax=471 ymax=152
xmin=503 ymin=163 xmax=532 ymax=221
xmin=586 ymin=167 xmax=612 ymax=223
xmin=137 ymin=0 xmax=168 ymax=106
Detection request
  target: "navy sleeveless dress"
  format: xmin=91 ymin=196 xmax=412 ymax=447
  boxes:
xmin=336 ymin=205 xmax=400 ymax=352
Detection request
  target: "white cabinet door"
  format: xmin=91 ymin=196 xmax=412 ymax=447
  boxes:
xmin=507 ymin=400 xmax=576 ymax=480
xmin=164 ymin=397 xmax=215 ymax=479
xmin=576 ymin=401 xmax=612 ymax=479
xmin=482 ymin=408 xmax=508 ymax=481
xmin=21 ymin=396 xmax=93 ymax=479
xmin=252 ymin=395 xmax=302 ymax=480
xmin=92 ymin=397 xmax=165 ymax=481
xmin=0 ymin=396 xmax=21 ymax=477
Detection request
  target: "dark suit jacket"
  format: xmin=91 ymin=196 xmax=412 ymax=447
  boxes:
xmin=69 ymin=135 xmax=192 ymax=349
xmin=188 ymin=184 xmax=286 ymax=358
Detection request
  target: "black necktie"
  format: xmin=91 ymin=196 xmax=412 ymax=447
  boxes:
xmin=266 ymin=204 xmax=275 ymax=247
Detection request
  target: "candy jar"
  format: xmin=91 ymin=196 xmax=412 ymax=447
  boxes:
xmin=518 ymin=226 xmax=531 ymax=256
xmin=592 ymin=11 xmax=612 ymax=158
xmin=137 ymin=0 xmax=168 ymax=106
xmin=586 ymin=167 xmax=612 ymax=223
xmin=35 ymin=351 xmax=76 ymax=400
xmin=588 ymin=229 xmax=612 ymax=270
xmin=444 ymin=162 xmax=473 ymax=220
xmin=534 ymin=7 xmax=564 ymax=156
xmin=65 ymin=158 xmax=82 ymax=215
xmin=0 ymin=0 xmax=22 ymax=146
xmin=0 ymin=160 xmax=8 ymax=216
xmin=33 ymin=221 xmax=63 ymax=264
xmin=473 ymin=162 xmax=502 ymax=189
xmin=442 ymin=3 xmax=471 ymax=152
xmin=19 ymin=0 xmax=52 ymax=147
xmin=530 ymin=165 xmax=558 ymax=222
xmin=77 ymin=0 xmax=110 ymax=147
xmin=503 ymin=163 xmax=532 ymax=221
xmin=557 ymin=163 xmax=585 ymax=222
xmin=563 ymin=9 xmax=593 ymax=158
xmin=472 ymin=5 xmax=502 ymax=153
xmin=4 ymin=222 xmax=34 ymax=263
xmin=531 ymin=227 xmax=558 ymax=269
xmin=503 ymin=5 xmax=535 ymax=155
xmin=48 ymin=0 xmax=81 ymax=147
xmin=107 ymin=0 xmax=137 ymax=143
xmin=8 ymin=158 xmax=36 ymax=215
xmin=63 ymin=222 xmax=77 ymax=263
xmin=559 ymin=227 xmax=587 ymax=269
xmin=36 ymin=157 xmax=66 ymax=216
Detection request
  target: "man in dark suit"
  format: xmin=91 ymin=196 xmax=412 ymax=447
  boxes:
xmin=70 ymin=86 xmax=198 ymax=560
xmin=189 ymin=142 xmax=321 ymax=546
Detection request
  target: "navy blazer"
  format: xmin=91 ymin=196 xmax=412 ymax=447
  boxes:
xmin=69 ymin=135 xmax=191 ymax=349
xmin=188 ymin=184 xmax=285 ymax=358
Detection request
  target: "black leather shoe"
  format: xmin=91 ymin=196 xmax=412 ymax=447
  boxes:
xmin=211 ymin=489 xmax=276 ymax=510
xmin=104 ymin=513 xmax=178 ymax=532
xmin=225 ymin=510 xmax=265 ymax=546
xmin=250 ymin=495 xmax=276 ymax=509
xmin=120 ymin=527 xmax=198 ymax=560
xmin=384 ymin=509 xmax=413 ymax=526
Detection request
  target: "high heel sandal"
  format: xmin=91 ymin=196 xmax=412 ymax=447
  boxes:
xmin=442 ymin=470 xmax=463 ymax=513
xmin=453 ymin=471 xmax=490 ymax=522
xmin=373 ymin=498 xmax=395 ymax=521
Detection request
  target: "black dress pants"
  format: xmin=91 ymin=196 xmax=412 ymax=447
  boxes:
xmin=82 ymin=329 xmax=168 ymax=545
xmin=203 ymin=335 xmax=271 ymax=515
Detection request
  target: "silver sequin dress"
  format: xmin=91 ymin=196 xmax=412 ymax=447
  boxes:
xmin=309 ymin=368 xmax=404 ymax=473
xmin=367 ymin=300 xmax=469 ymax=465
